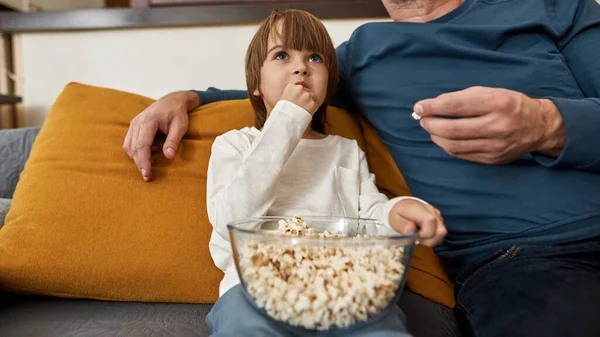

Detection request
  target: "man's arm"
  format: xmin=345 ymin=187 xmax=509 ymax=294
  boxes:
xmin=192 ymin=87 xmax=248 ymax=106
xmin=533 ymin=0 xmax=600 ymax=171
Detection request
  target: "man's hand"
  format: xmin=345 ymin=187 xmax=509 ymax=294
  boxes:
xmin=280 ymin=83 xmax=320 ymax=115
xmin=413 ymin=87 xmax=566 ymax=164
xmin=123 ymin=91 xmax=199 ymax=181
xmin=389 ymin=199 xmax=446 ymax=247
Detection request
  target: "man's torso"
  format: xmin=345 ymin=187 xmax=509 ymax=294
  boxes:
xmin=343 ymin=0 xmax=600 ymax=275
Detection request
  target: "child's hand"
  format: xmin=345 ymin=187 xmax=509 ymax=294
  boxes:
xmin=389 ymin=199 xmax=447 ymax=247
xmin=280 ymin=83 xmax=320 ymax=115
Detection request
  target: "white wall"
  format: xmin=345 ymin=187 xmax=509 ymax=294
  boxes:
xmin=16 ymin=19 xmax=381 ymax=126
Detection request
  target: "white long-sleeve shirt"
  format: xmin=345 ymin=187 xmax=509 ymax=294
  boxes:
xmin=206 ymin=100 xmax=419 ymax=296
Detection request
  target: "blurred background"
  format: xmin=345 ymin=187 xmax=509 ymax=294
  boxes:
xmin=0 ymin=0 xmax=388 ymax=128
xmin=1 ymin=0 xmax=106 ymax=12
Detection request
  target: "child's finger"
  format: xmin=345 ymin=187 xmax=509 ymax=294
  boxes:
xmin=403 ymin=222 xmax=417 ymax=234
xmin=400 ymin=205 xmax=439 ymax=238
xmin=418 ymin=215 xmax=438 ymax=239
xmin=389 ymin=211 xmax=417 ymax=234
xmin=420 ymin=220 xmax=447 ymax=246
xmin=436 ymin=221 xmax=448 ymax=239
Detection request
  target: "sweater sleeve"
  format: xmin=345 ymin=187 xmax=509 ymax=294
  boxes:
xmin=533 ymin=0 xmax=600 ymax=171
xmin=192 ymin=87 xmax=248 ymax=106
xmin=206 ymin=101 xmax=312 ymax=242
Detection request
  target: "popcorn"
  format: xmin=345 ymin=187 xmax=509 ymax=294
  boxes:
xmin=238 ymin=216 xmax=406 ymax=330
xmin=411 ymin=112 xmax=422 ymax=120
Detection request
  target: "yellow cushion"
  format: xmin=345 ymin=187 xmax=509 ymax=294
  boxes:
xmin=1 ymin=83 xmax=217 ymax=302
xmin=0 ymin=83 xmax=364 ymax=303
xmin=0 ymin=82 xmax=454 ymax=307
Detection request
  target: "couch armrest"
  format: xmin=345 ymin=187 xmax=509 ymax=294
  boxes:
xmin=0 ymin=127 xmax=40 ymax=198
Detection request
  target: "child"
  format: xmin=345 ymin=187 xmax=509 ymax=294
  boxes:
xmin=206 ymin=9 xmax=446 ymax=336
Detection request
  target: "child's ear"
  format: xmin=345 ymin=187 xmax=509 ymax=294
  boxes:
xmin=253 ymin=88 xmax=261 ymax=96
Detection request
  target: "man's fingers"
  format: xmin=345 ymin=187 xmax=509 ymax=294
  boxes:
xmin=123 ymin=125 xmax=134 ymax=158
xmin=414 ymin=87 xmax=494 ymax=118
xmin=163 ymin=119 xmax=187 ymax=159
xmin=133 ymin=149 xmax=152 ymax=182
xmin=430 ymin=135 xmax=514 ymax=164
xmin=455 ymin=152 xmax=513 ymax=165
xmin=133 ymin=120 xmax=158 ymax=181
xmin=420 ymin=114 xmax=493 ymax=140
xmin=430 ymin=135 xmax=506 ymax=155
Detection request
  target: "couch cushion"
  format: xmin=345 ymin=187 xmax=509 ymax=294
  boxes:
xmin=0 ymin=291 xmax=213 ymax=337
xmin=0 ymin=127 xmax=40 ymax=199
xmin=0 ymin=83 xmax=366 ymax=303
xmin=0 ymin=198 xmax=10 ymax=229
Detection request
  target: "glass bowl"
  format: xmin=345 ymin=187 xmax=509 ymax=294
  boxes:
xmin=227 ymin=216 xmax=418 ymax=332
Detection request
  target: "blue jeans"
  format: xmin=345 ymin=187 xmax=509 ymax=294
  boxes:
xmin=206 ymin=285 xmax=411 ymax=337
xmin=454 ymin=240 xmax=600 ymax=337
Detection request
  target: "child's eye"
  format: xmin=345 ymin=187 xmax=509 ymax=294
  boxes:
xmin=274 ymin=52 xmax=288 ymax=60
xmin=308 ymin=54 xmax=323 ymax=63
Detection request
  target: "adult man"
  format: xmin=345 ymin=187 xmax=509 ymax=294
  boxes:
xmin=123 ymin=1 xmax=600 ymax=336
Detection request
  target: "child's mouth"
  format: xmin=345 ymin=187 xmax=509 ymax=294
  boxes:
xmin=294 ymin=81 xmax=309 ymax=89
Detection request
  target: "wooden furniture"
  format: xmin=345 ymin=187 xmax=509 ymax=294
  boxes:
xmin=0 ymin=94 xmax=20 ymax=104
xmin=0 ymin=94 xmax=20 ymax=128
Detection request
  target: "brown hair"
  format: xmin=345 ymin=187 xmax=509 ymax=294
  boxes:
xmin=245 ymin=9 xmax=338 ymax=133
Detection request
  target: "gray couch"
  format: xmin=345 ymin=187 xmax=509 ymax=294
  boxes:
xmin=0 ymin=127 xmax=460 ymax=337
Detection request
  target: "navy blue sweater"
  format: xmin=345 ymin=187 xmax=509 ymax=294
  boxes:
xmin=195 ymin=0 xmax=600 ymax=277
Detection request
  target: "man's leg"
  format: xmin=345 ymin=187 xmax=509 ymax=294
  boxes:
xmin=454 ymin=241 xmax=600 ymax=337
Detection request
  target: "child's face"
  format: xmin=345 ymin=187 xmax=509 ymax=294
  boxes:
xmin=254 ymin=27 xmax=329 ymax=115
